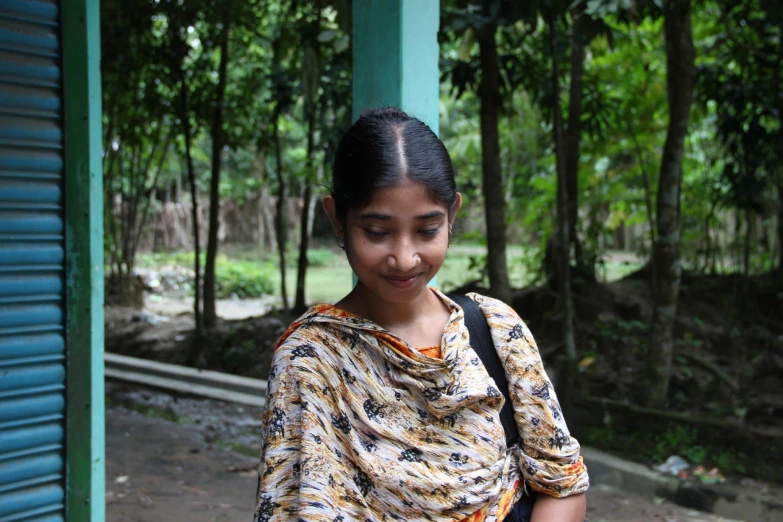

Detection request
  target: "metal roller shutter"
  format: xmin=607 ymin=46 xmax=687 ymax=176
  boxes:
xmin=0 ymin=1 xmax=66 ymax=521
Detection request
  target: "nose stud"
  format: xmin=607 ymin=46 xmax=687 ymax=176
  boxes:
xmin=415 ymin=256 xmax=422 ymax=265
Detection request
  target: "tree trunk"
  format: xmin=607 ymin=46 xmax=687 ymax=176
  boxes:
xmin=546 ymin=6 xmax=577 ymax=411
xmin=477 ymin=25 xmax=511 ymax=304
xmin=743 ymin=206 xmax=752 ymax=279
xmin=294 ymin=184 xmax=314 ymax=313
xmin=180 ymin=81 xmax=203 ymax=340
xmin=294 ymin=114 xmax=318 ymax=313
xmin=645 ymin=0 xmax=695 ymax=408
xmin=273 ymin=107 xmax=289 ymax=312
xmin=565 ymin=6 xmax=587 ymax=272
xmin=294 ymin=10 xmax=322 ymax=314
xmin=203 ymin=5 xmax=231 ymax=327
xmin=778 ymin=182 xmax=783 ymax=284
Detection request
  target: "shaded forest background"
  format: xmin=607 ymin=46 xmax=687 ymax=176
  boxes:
xmin=101 ymin=0 xmax=782 ymax=482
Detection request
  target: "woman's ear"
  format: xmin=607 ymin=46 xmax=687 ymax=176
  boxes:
xmin=449 ymin=193 xmax=463 ymax=228
xmin=322 ymin=195 xmax=344 ymax=236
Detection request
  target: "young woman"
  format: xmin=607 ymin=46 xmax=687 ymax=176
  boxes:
xmin=254 ymin=108 xmax=588 ymax=522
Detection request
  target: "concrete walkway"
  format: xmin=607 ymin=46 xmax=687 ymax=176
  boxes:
xmin=107 ymin=407 xmax=257 ymax=522
xmin=106 ymin=405 xmax=735 ymax=522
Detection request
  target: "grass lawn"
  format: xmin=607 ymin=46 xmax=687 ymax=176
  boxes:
xmin=136 ymin=243 xmax=644 ymax=307
xmin=276 ymin=244 xmax=534 ymax=305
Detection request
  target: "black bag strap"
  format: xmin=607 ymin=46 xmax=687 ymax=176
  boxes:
xmin=448 ymin=294 xmax=521 ymax=447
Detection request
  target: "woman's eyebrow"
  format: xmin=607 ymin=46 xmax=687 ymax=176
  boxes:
xmin=357 ymin=210 xmax=445 ymax=221
xmin=416 ymin=210 xmax=446 ymax=220
xmin=357 ymin=212 xmax=392 ymax=221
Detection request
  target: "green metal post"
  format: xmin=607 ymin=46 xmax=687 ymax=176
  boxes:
xmin=352 ymin=0 xmax=441 ymax=286
xmin=61 ymin=0 xmax=105 ymax=520
xmin=352 ymin=0 xmax=440 ymax=132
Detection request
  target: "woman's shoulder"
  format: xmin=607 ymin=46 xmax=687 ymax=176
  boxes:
xmin=464 ymin=292 xmax=522 ymax=321
xmin=461 ymin=292 xmax=539 ymax=347
xmin=275 ymin=318 xmax=338 ymax=358
xmin=275 ymin=304 xmax=347 ymax=349
xmin=271 ymin=310 xmax=358 ymax=377
xmin=267 ymin=327 xmax=337 ymax=393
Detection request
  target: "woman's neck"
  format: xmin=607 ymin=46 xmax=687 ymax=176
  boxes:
xmin=338 ymin=284 xmax=438 ymax=331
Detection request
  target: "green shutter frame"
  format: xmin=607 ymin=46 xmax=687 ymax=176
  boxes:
xmin=61 ymin=0 xmax=105 ymax=521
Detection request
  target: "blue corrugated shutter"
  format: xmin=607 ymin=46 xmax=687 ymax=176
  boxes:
xmin=0 ymin=1 xmax=66 ymax=521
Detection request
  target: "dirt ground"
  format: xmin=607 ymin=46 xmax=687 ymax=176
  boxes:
xmin=105 ymin=401 xmax=738 ymax=522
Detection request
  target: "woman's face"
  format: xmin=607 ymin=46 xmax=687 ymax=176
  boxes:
xmin=327 ymin=181 xmax=461 ymax=304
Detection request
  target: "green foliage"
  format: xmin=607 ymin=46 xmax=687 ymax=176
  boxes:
xmin=584 ymin=426 xmax=616 ymax=446
xmin=231 ymin=246 xmax=339 ymax=269
xmin=586 ymin=422 xmax=749 ymax=477
xmin=655 ymin=424 xmax=707 ymax=465
xmin=699 ymin=0 xmax=782 ymax=207
xmin=304 ymin=248 xmax=340 ymax=267
xmin=105 ymin=0 xmax=783 ymax=301
xmin=220 ymin=339 xmax=258 ymax=376
xmin=215 ymin=258 xmax=277 ymax=299
xmin=103 ymin=0 xmax=783 ymax=486
xmin=137 ymin=251 xmax=276 ymax=298
xmin=583 ymin=425 xmax=659 ymax=464
xmin=577 ymin=14 xmax=667 ymax=259
xmin=596 ymin=317 xmax=647 ymax=352
xmin=136 ymin=251 xmax=200 ymax=269
xmin=652 ymin=424 xmax=747 ymax=474
xmin=714 ymin=449 xmax=747 ymax=475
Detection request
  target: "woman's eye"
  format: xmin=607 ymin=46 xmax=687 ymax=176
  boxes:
xmin=419 ymin=228 xmax=440 ymax=237
xmin=364 ymin=229 xmax=387 ymax=238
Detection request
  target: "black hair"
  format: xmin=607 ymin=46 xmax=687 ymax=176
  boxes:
xmin=331 ymin=107 xmax=458 ymax=220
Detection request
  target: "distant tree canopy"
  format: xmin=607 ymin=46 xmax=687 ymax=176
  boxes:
xmin=101 ymin=0 xmax=782 ymax=403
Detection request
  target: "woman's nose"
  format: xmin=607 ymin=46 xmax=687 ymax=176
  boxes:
xmin=387 ymin=238 xmax=419 ymax=271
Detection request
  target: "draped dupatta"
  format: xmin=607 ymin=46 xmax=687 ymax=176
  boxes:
xmin=254 ymin=291 xmax=588 ymax=522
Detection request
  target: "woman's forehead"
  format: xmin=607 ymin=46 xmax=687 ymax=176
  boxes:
xmin=354 ymin=182 xmax=447 ymax=218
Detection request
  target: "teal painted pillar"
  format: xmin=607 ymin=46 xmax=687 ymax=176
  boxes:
xmin=62 ymin=0 xmax=105 ymax=520
xmin=352 ymin=0 xmax=441 ymax=287
xmin=352 ymin=0 xmax=440 ymax=134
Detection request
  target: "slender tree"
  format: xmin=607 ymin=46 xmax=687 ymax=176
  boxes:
xmin=477 ymin=23 xmax=512 ymax=304
xmin=700 ymin=0 xmax=782 ymax=283
xmin=179 ymin=80 xmax=203 ymax=340
xmin=778 ymin=182 xmax=783 ymax=283
xmin=645 ymin=0 xmax=695 ymax=407
xmin=565 ymin=2 xmax=587 ymax=271
xmin=203 ymin=1 xmax=232 ymax=326
xmin=271 ymin=102 xmax=289 ymax=311
xmin=268 ymin=0 xmax=297 ymax=313
xmin=294 ymin=1 xmax=323 ymax=314
xmin=545 ymin=2 xmax=577 ymax=409
xmin=441 ymin=0 xmax=537 ymax=304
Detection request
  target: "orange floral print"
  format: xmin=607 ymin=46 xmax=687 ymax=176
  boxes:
xmin=255 ymin=290 xmax=588 ymax=521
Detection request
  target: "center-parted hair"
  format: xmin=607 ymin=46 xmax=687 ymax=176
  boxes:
xmin=331 ymin=107 xmax=458 ymax=220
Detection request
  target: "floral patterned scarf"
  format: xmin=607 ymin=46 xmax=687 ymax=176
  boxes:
xmin=254 ymin=291 xmax=588 ymax=522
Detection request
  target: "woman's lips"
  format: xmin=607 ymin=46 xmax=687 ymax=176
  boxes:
xmin=383 ymin=274 xmax=420 ymax=289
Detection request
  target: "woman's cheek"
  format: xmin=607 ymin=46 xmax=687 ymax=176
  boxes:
xmin=348 ymin=239 xmax=387 ymax=269
xmin=425 ymin=241 xmax=448 ymax=265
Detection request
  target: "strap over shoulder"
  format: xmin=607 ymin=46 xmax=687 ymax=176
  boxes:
xmin=448 ymin=294 xmax=520 ymax=447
